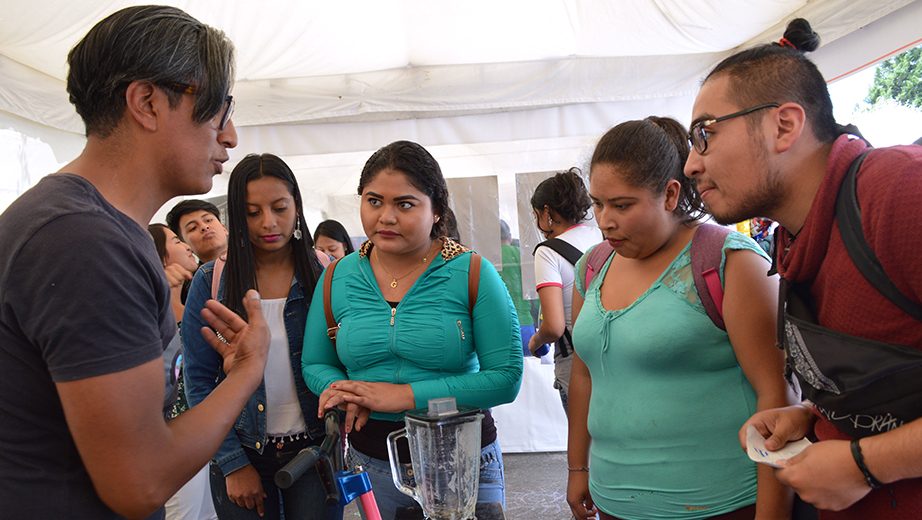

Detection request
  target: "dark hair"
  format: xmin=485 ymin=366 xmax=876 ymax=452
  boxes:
xmin=530 ymin=167 xmax=592 ymax=225
xmin=166 ymin=199 xmax=221 ymax=238
xmin=67 ymin=5 xmax=235 ymax=138
xmin=313 ymin=219 xmax=355 ymax=256
xmin=224 ymin=154 xmax=321 ymax=319
xmin=591 ymin=116 xmax=706 ymax=223
xmin=705 ymin=18 xmax=838 ymax=143
xmin=148 ymin=223 xmax=169 ymax=265
xmin=500 ymin=219 xmax=512 ymax=242
xmin=357 ymin=141 xmax=457 ymax=240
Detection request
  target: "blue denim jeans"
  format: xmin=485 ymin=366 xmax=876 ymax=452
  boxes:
xmin=209 ymin=438 xmax=343 ymax=520
xmin=346 ymin=439 xmax=505 ymax=520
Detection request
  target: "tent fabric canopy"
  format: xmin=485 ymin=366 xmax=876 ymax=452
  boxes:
xmin=1 ymin=0 xmax=918 ymax=135
xmin=2 ymin=0 xmax=921 ymax=256
xmin=1 ymin=0 xmax=922 ymax=453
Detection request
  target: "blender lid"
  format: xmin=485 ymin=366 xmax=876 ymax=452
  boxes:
xmin=405 ymin=397 xmax=482 ymax=422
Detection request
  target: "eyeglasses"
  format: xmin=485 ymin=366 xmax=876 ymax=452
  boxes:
xmin=688 ymin=103 xmax=780 ymax=154
xmin=166 ymin=83 xmax=235 ymax=130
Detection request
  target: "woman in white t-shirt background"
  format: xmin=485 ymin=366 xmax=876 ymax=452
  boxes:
xmin=528 ymin=168 xmax=601 ymax=414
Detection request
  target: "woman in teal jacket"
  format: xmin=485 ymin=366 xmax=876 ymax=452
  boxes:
xmin=301 ymin=140 xmax=522 ymax=520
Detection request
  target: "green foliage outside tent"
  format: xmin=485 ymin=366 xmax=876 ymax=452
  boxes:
xmin=866 ymin=46 xmax=922 ymax=109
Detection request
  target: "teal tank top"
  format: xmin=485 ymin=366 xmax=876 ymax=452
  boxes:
xmin=572 ymin=232 xmax=767 ymax=519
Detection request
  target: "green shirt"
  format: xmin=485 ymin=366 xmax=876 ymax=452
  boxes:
xmin=573 ymin=232 xmax=767 ymax=519
xmin=302 ymin=241 xmax=523 ymax=422
xmin=498 ymin=245 xmax=534 ymax=327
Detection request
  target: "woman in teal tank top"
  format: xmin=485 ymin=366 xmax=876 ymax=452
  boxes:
xmin=566 ymin=117 xmax=797 ymax=520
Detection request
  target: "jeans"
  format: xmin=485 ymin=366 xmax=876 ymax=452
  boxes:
xmin=209 ymin=438 xmax=343 ymax=520
xmin=346 ymin=439 xmax=505 ymax=520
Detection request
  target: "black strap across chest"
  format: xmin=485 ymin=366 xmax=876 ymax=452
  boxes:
xmin=835 ymin=149 xmax=922 ymax=321
xmin=533 ymin=238 xmax=584 ymax=357
xmin=534 ymin=238 xmax=583 ymax=266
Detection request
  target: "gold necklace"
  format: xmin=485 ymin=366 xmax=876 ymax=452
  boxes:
xmin=374 ymin=243 xmax=435 ymax=288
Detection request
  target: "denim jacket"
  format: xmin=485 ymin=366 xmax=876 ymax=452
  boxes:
xmin=182 ymin=261 xmax=325 ymax=476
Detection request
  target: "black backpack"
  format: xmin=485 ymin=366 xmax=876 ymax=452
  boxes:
xmin=780 ymin=148 xmax=922 ymax=439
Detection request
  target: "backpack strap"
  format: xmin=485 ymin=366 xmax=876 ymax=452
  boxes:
xmin=468 ymin=253 xmax=482 ymax=315
xmin=836 ymin=149 xmax=922 ymax=321
xmin=323 ymin=258 xmax=342 ymax=349
xmin=585 ymin=241 xmax=614 ymax=288
xmin=690 ymin=223 xmax=732 ymax=331
xmin=534 ymin=238 xmax=583 ymax=266
xmin=211 ymin=252 xmax=227 ymax=301
xmin=582 ymin=228 xmax=730 ymax=330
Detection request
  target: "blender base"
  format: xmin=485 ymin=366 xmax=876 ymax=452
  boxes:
xmin=395 ymin=502 xmax=506 ymax=520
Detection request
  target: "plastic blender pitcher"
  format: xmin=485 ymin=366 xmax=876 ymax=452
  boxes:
xmin=387 ymin=397 xmax=484 ymax=520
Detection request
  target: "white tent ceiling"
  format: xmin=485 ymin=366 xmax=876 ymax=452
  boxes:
xmin=1 ymin=0 xmax=921 ymax=226
xmin=3 ymin=0 xmax=920 ymax=131
xmin=1 ymin=0 xmax=921 ymax=453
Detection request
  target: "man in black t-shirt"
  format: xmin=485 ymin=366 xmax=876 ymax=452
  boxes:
xmin=0 ymin=7 xmax=270 ymax=520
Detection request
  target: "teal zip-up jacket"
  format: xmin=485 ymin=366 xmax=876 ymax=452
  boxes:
xmin=302 ymin=238 xmax=522 ymax=422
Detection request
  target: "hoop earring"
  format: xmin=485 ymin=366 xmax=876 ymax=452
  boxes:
xmin=293 ymin=219 xmax=302 ymax=240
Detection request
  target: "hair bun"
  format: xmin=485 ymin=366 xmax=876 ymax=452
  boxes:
xmin=783 ymin=18 xmax=820 ymax=53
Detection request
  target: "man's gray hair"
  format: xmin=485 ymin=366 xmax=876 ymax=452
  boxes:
xmin=66 ymin=5 xmax=235 ymax=138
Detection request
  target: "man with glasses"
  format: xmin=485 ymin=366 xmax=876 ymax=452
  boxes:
xmin=684 ymin=23 xmax=922 ymax=520
xmin=0 ymin=6 xmax=271 ymax=519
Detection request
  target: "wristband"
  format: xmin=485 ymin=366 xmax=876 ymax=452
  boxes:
xmin=568 ymin=467 xmax=589 ymax=472
xmin=850 ymin=439 xmax=883 ymax=489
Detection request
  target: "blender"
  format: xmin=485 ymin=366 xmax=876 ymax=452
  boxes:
xmin=387 ymin=397 xmax=484 ymax=520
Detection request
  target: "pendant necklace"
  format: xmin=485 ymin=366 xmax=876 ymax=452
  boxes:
xmin=375 ymin=243 xmax=435 ymax=288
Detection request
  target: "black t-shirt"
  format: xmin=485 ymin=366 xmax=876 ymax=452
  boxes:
xmin=0 ymin=174 xmax=175 ymax=519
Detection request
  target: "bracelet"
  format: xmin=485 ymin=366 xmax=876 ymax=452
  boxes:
xmin=850 ymin=439 xmax=884 ymax=489
xmin=568 ymin=467 xmax=590 ymax=472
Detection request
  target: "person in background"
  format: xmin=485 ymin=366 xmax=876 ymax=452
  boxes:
xmin=685 ymin=17 xmax=922 ymax=519
xmin=302 ymin=140 xmax=522 ymax=520
xmin=183 ymin=154 xmax=340 ymax=520
xmin=567 ymin=117 xmax=796 ymax=520
xmin=527 ymin=168 xmax=599 ymax=414
xmin=313 ymin=219 xmax=355 ymax=260
xmin=498 ymin=219 xmax=536 ymax=354
xmin=167 ymin=199 xmax=229 ymax=265
xmin=148 ymin=222 xmax=196 ymax=414
xmin=167 ymin=199 xmax=229 ymax=303
xmin=149 ymin=223 xmax=217 ymax=520
xmin=149 ymin=224 xmax=199 ymax=319
xmin=0 ymin=6 xmax=270 ymax=519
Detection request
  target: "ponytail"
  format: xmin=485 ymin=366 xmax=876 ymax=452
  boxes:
xmin=706 ymin=18 xmax=837 ymax=143
xmin=590 ymin=116 xmax=706 ymax=223
xmin=530 ymin=167 xmax=592 ymax=225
